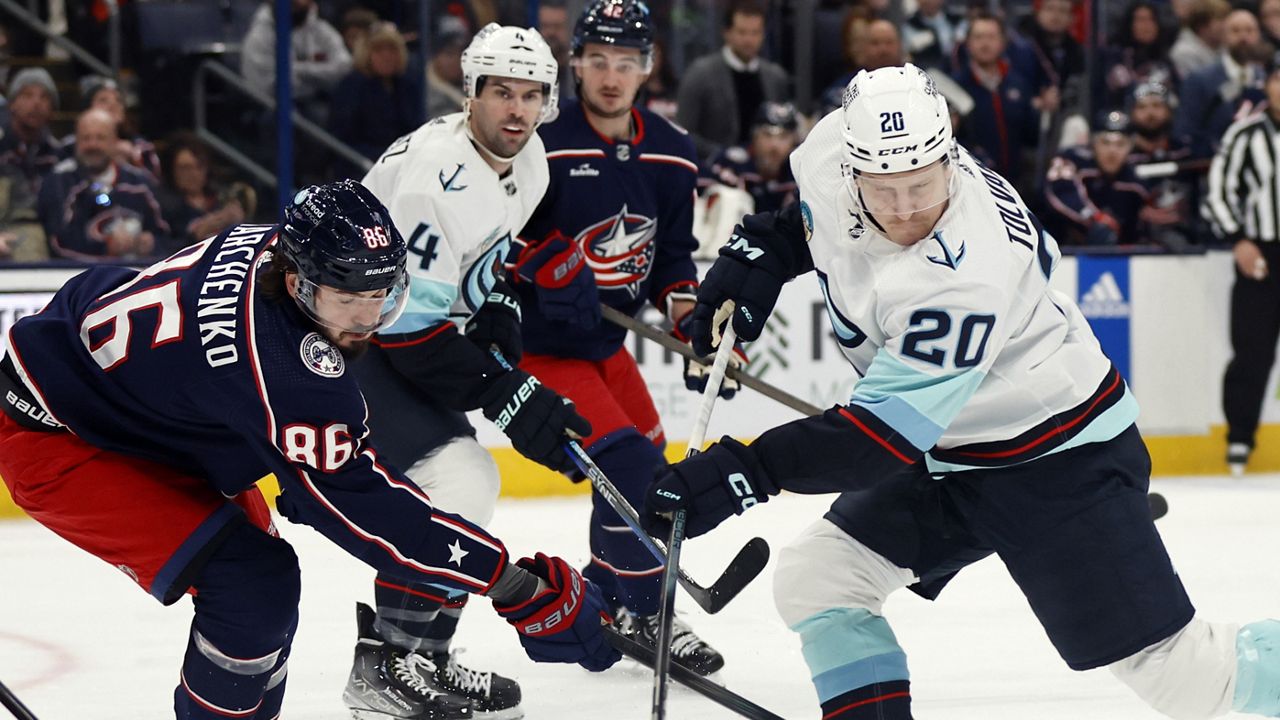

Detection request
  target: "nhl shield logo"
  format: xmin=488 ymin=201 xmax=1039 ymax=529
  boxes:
xmin=300 ymin=333 xmax=345 ymax=378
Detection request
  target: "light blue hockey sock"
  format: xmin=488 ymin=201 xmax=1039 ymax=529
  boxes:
xmin=791 ymin=607 xmax=909 ymax=705
xmin=1234 ymin=620 xmax=1280 ymax=716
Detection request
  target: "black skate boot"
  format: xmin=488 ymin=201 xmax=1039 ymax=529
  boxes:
xmin=428 ymin=650 xmax=523 ymax=720
xmin=343 ymin=602 xmax=474 ymax=720
xmin=616 ymin=607 xmax=726 ymax=676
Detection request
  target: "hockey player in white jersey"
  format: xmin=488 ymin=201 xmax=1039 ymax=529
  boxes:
xmin=642 ymin=64 xmax=1280 ymax=720
xmin=344 ymin=24 xmax=587 ymax=720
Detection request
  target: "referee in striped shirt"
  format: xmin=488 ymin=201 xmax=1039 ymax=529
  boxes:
xmin=1203 ymin=50 xmax=1280 ymax=475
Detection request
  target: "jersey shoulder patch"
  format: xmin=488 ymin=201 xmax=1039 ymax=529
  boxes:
xmin=299 ymin=332 xmax=345 ymax=378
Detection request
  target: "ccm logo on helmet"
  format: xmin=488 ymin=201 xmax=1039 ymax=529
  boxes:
xmin=878 ymin=145 xmax=918 ymax=156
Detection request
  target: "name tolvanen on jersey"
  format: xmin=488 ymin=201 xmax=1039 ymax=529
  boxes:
xmin=198 ymin=225 xmax=272 ymax=368
xmin=977 ymin=164 xmax=1036 ymax=250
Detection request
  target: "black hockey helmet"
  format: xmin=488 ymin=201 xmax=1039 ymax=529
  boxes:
xmin=572 ymin=0 xmax=654 ymax=57
xmin=753 ymin=101 xmax=799 ymax=133
xmin=279 ymin=180 xmax=409 ymax=333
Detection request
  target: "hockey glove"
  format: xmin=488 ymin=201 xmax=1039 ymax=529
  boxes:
xmin=511 ymin=231 xmax=601 ymax=328
xmin=688 ymin=207 xmax=812 ymax=356
xmin=466 ymin=278 xmax=524 ymax=364
xmin=479 ymin=369 xmax=592 ymax=473
xmin=642 ymin=437 xmax=777 ymax=539
xmin=673 ymin=311 xmax=747 ymax=399
xmin=492 ymin=553 xmax=621 ymax=671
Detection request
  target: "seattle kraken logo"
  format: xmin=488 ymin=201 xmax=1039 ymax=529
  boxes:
xmin=576 ymin=205 xmax=657 ymax=298
xmin=925 ymin=230 xmax=965 ymax=270
xmin=439 ymin=163 xmax=468 ymax=192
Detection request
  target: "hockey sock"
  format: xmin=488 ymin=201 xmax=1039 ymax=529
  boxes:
xmin=793 ymin=608 xmax=912 ymax=720
xmin=176 ymin=522 xmax=300 ymax=719
xmin=373 ymin=575 xmax=467 ymax=654
xmin=1235 ymin=620 xmax=1280 ymax=716
xmin=588 ymin=432 xmax=668 ymax=617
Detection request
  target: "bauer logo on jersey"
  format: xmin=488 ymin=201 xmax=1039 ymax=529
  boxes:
xmin=577 ymin=205 xmax=657 ymax=297
xmin=300 ymin=332 xmax=345 ymax=377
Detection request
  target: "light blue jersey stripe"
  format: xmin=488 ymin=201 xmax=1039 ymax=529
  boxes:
xmin=925 ymin=385 xmax=1140 ymax=473
xmin=812 ymin=653 xmax=910 ymax=704
xmin=383 ymin=278 xmax=457 ymax=334
xmin=852 ymin=349 xmax=986 ymax=451
xmin=792 ymin=608 xmax=907 ymax=702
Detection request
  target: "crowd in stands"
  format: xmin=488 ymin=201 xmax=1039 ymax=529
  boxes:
xmin=3 ymin=0 xmax=1279 ymax=264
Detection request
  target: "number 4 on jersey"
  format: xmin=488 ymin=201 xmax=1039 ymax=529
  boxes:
xmin=408 ymin=222 xmax=441 ymax=271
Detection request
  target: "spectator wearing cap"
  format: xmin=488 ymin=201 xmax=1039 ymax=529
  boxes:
xmin=902 ymin=0 xmax=965 ymax=74
xmin=700 ymin=101 xmax=799 ymax=215
xmin=1096 ymin=1 xmax=1179 ymax=112
xmin=241 ymin=0 xmax=352 ymax=123
xmin=329 ymin=21 xmax=424 ymax=174
xmin=1126 ymin=81 xmax=1198 ymax=248
xmin=676 ymin=0 xmax=790 ymax=164
xmin=1202 ymin=51 xmax=1280 ymax=473
xmin=59 ymin=77 xmax=161 ymax=183
xmin=1044 ymin=111 xmax=1153 ymax=247
xmin=952 ymin=10 xmax=1043 ymax=193
xmin=1170 ymin=0 xmax=1230 ymax=78
xmin=425 ymin=16 xmax=469 ymax=119
xmin=1175 ymin=8 xmax=1267 ymax=158
xmin=0 ymin=67 xmax=62 ymax=198
xmin=37 ymin=109 xmax=170 ymax=262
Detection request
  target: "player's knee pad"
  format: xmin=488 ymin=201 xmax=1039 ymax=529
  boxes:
xmin=790 ymin=607 xmax=909 ymax=706
xmin=1233 ymin=619 xmax=1280 ymax=717
xmin=405 ymin=435 xmax=500 ymax=527
xmin=194 ymin=520 xmax=301 ymax=656
xmin=1109 ymin=617 xmax=1239 ymax=720
xmin=773 ymin=518 xmax=916 ymax=628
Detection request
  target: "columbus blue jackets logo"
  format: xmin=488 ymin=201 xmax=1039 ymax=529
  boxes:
xmin=576 ymin=205 xmax=656 ymax=297
xmin=300 ymin=333 xmax=345 ymax=378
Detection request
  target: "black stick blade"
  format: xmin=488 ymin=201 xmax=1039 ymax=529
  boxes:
xmin=703 ymin=537 xmax=771 ymax=614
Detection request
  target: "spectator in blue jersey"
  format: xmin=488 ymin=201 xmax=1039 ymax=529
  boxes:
xmin=1043 ymin=111 xmax=1153 ymax=247
xmin=953 ymin=10 xmax=1047 ymax=196
xmin=701 ymin=101 xmax=800 ymax=215
xmin=0 ymin=180 xmax=620 ymax=720
xmin=676 ymin=0 xmax=790 ymax=163
xmin=1126 ymin=81 xmax=1198 ymax=249
xmin=1175 ymin=8 xmax=1267 ymax=158
xmin=514 ymin=0 xmax=741 ymax=676
xmin=158 ymin=133 xmax=254 ymax=247
xmin=37 ymin=109 xmax=170 ymax=261
xmin=329 ymin=21 xmax=424 ymax=174
xmin=0 ymin=68 xmax=62 ymax=199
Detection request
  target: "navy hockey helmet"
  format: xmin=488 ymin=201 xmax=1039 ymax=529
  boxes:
xmin=572 ymin=0 xmax=654 ymax=57
xmin=279 ymin=180 xmax=409 ymax=333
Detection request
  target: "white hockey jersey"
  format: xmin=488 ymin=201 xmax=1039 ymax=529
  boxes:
xmin=791 ymin=111 xmax=1138 ymax=472
xmin=363 ymin=113 xmax=549 ymax=333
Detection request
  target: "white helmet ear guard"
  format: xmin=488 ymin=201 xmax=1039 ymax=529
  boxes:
xmin=462 ymin=23 xmax=561 ymax=126
xmin=841 ymin=63 xmax=955 ymax=176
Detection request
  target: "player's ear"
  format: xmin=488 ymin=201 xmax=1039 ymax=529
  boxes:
xmin=284 ymin=272 xmax=299 ymax=300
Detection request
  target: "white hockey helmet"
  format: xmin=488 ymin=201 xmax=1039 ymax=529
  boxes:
xmin=841 ymin=64 xmax=958 ymax=218
xmin=461 ymin=23 xmax=560 ymax=126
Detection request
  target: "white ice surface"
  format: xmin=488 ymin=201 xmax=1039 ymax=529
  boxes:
xmin=2 ymin=476 xmax=1278 ymax=719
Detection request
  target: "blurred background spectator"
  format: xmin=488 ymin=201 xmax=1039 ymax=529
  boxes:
xmin=537 ymin=0 xmax=574 ymax=101
xmin=641 ymin=39 xmax=680 ymax=121
xmin=700 ymin=100 xmax=799 ymax=215
xmin=1126 ymin=81 xmax=1199 ymax=250
xmin=820 ymin=18 xmax=903 ymax=114
xmin=240 ymin=0 xmax=352 ymax=124
xmin=425 ymin=16 xmax=469 ymax=120
xmin=60 ymin=76 xmax=160 ymax=183
xmin=903 ymin=0 xmax=965 ymax=73
xmin=0 ymin=68 xmax=61 ymax=198
xmin=338 ymin=6 xmax=379 ymax=55
xmin=1096 ymin=1 xmax=1179 ymax=112
xmin=1170 ymin=0 xmax=1229 ymax=78
xmin=38 ymin=109 xmax=169 ymax=261
xmin=677 ymin=0 xmax=790 ymax=163
xmin=1175 ymin=8 xmax=1267 ymax=158
xmin=329 ymin=21 xmax=423 ymax=173
xmin=158 ymin=132 xmax=255 ymax=248
xmin=0 ymin=163 xmax=48 ymax=263
xmin=1044 ymin=111 xmax=1151 ymax=247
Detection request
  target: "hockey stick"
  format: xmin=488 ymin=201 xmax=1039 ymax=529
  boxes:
xmin=653 ymin=317 xmax=739 ymax=720
xmin=600 ymin=304 xmax=823 ymax=417
xmin=565 ymin=441 xmax=770 ymax=615
xmin=604 ymin=626 xmax=785 ymax=720
xmin=0 ymin=679 xmax=38 ymax=720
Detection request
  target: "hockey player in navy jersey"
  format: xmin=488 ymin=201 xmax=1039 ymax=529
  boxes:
xmin=0 ymin=180 xmax=619 ymax=720
xmin=511 ymin=0 xmax=737 ymax=676
xmin=643 ymin=64 xmax=1280 ymax=719
xmin=348 ymin=23 xmax=586 ymax=720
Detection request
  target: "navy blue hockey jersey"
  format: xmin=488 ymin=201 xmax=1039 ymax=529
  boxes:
xmin=6 ymin=225 xmax=507 ymax=593
xmin=519 ymin=101 xmax=700 ymax=360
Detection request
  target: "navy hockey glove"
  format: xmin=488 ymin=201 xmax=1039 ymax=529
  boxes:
xmin=673 ymin=312 xmax=747 ymax=399
xmin=512 ymin=231 xmax=601 ymax=328
xmin=466 ymin=278 xmax=524 ymax=364
xmin=493 ymin=553 xmax=621 ymax=671
xmin=642 ymin=437 xmax=776 ymax=539
xmin=479 ymin=369 xmax=592 ymax=473
xmin=689 ymin=206 xmax=813 ymax=356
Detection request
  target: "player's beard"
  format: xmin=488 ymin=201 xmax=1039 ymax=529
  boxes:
xmin=334 ymin=333 xmax=373 ymax=361
xmin=475 ymin=116 xmax=532 ymax=160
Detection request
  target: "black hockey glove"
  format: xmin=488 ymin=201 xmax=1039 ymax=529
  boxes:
xmin=466 ymin=278 xmax=524 ymax=364
xmin=689 ymin=205 xmax=814 ymax=357
xmin=511 ymin=230 xmax=601 ymax=328
xmin=672 ymin=311 xmax=747 ymax=399
xmin=479 ymin=369 xmax=592 ymax=473
xmin=642 ymin=437 xmax=777 ymax=539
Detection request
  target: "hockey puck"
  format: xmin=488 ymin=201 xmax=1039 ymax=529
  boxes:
xmin=1148 ymin=492 xmax=1169 ymax=521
